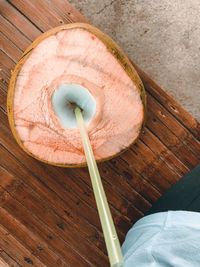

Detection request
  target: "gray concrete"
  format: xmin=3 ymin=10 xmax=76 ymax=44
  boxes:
xmin=69 ymin=0 xmax=200 ymax=120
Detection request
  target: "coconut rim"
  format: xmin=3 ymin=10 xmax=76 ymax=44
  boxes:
xmin=7 ymin=22 xmax=146 ymax=168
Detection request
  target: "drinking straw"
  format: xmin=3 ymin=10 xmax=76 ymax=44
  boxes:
xmin=75 ymin=107 xmax=124 ymax=267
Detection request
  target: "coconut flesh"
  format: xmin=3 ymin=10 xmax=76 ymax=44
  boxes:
xmin=8 ymin=24 xmax=146 ymax=167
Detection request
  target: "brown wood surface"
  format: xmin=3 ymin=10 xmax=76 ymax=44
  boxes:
xmin=0 ymin=0 xmax=199 ymax=266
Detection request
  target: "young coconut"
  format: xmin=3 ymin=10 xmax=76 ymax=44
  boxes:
xmin=7 ymin=23 xmax=146 ymax=167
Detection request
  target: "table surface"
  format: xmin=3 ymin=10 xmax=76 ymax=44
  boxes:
xmin=0 ymin=1 xmax=200 ymax=266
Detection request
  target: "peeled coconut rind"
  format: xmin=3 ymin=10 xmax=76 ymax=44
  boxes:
xmin=7 ymin=23 xmax=146 ymax=168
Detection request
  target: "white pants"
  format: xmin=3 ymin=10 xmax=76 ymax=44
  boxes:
xmin=122 ymin=211 xmax=200 ymax=267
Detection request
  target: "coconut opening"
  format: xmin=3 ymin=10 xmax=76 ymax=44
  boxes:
xmin=52 ymin=83 xmax=96 ymax=129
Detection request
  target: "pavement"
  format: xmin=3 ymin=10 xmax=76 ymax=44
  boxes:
xmin=69 ymin=0 xmax=200 ymax=120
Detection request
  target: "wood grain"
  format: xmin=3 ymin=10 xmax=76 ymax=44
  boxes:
xmin=0 ymin=0 xmax=199 ymax=266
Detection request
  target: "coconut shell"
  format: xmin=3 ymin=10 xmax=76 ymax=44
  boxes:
xmin=7 ymin=23 xmax=146 ymax=167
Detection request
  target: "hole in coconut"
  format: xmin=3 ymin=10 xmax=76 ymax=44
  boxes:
xmin=66 ymin=101 xmax=83 ymax=112
xmin=52 ymin=83 xmax=96 ymax=129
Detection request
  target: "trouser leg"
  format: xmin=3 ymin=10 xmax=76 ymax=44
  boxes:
xmin=146 ymin=164 xmax=200 ymax=215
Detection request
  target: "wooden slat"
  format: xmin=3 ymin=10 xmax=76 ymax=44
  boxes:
xmin=0 ymin=1 xmax=199 ymax=266
xmin=0 ymin=206 xmax=68 ymax=267
xmin=107 ymin=158 xmax=161 ymax=202
xmin=0 ymin=248 xmax=21 ymax=267
xmin=147 ymin=94 xmax=200 ymax=158
xmin=146 ymin=109 xmax=199 ymax=168
xmin=0 ymin=168 xmax=94 ymax=266
xmin=132 ymin=63 xmax=200 ymax=139
xmin=130 ymin=140 xmax=180 ymax=184
xmin=0 ymin=31 xmax=22 ymax=62
xmin=0 ymin=0 xmax=41 ymax=40
xmin=9 ymin=0 xmax=88 ymax=30
xmin=141 ymin=128 xmax=189 ymax=176
xmin=0 ymin=224 xmax=46 ymax=267
xmin=49 ymin=0 xmax=89 ymax=23
xmin=0 ymin=49 xmax=15 ymax=72
xmin=0 ymin=15 xmax=30 ymax=51
xmin=0 ymin=157 xmax=108 ymax=267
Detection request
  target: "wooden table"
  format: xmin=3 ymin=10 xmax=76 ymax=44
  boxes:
xmin=0 ymin=1 xmax=199 ymax=266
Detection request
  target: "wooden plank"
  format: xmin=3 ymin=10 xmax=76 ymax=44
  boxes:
xmin=0 ymin=256 xmax=10 ymax=267
xmin=8 ymin=0 xmax=77 ymax=32
xmin=0 ymin=205 xmax=68 ymax=267
xmin=130 ymin=140 xmax=181 ymax=184
xmin=0 ymin=168 xmax=99 ymax=266
xmin=0 ymin=249 xmax=21 ymax=267
xmin=0 ymin=0 xmax=41 ymax=40
xmin=0 ymin=31 xmax=22 ymax=62
xmin=64 ymin=167 xmax=145 ymax=218
xmin=146 ymin=109 xmax=199 ymax=168
xmin=98 ymin=163 xmax=152 ymax=212
xmin=8 ymin=0 xmax=88 ymax=32
xmin=0 ymin=15 xmax=30 ymax=51
xmin=0 ymin=89 xmax=7 ymax=111
xmin=1 ymin=153 xmax=108 ymax=266
xmin=132 ymin=63 xmax=200 ymax=139
xmin=0 ymin=166 xmax=21 ymax=195
xmin=147 ymin=94 xmax=200 ymax=158
xmin=0 ymin=49 xmax=15 ymax=72
xmin=0 ymin=1 xmax=199 ymax=266
xmin=0 ymin=224 xmax=46 ymax=267
xmin=141 ymin=128 xmax=189 ymax=176
xmin=107 ymin=158 xmax=161 ymax=202
xmin=120 ymin=148 xmax=172 ymax=192
xmin=49 ymin=0 xmax=89 ymax=23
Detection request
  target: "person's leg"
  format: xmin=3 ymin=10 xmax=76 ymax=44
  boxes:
xmin=146 ymin=164 xmax=200 ymax=215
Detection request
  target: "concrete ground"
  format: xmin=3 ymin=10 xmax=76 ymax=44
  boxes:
xmin=69 ymin=0 xmax=200 ymax=120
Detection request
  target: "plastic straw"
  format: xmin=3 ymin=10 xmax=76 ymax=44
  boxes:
xmin=75 ymin=107 xmax=124 ymax=267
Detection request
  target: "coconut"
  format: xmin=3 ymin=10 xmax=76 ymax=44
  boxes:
xmin=7 ymin=23 xmax=146 ymax=167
